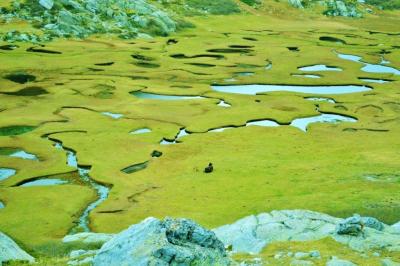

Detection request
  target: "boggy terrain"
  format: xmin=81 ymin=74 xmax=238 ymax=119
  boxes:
xmin=0 ymin=1 xmax=400 ymax=264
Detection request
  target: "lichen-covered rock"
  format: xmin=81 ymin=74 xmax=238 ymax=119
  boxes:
xmin=93 ymin=217 xmax=230 ymax=266
xmin=392 ymin=221 xmax=400 ymax=233
xmin=39 ymin=0 xmax=54 ymax=10
xmin=288 ymin=0 xmax=363 ymax=17
xmin=324 ymin=0 xmax=362 ymax=17
xmin=63 ymin=232 xmax=114 ymax=244
xmin=361 ymin=216 xmax=384 ymax=231
xmin=288 ymin=0 xmax=304 ymax=8
xmin=1 ymin=0 xmax=178 ymax=42
xmin=382 ymin=258 xmax=400 ymax=266
xmin=213 ymin=210 xmax=400 ymax=254
xmin=214 ymin=210 xmax=341 ymax=254
xmin=291 ymin=259 xmax=315 ymax=266
xmin=326 ymin=256 xmax=357 ymax=266
xmin=336 ymin=215 xmax=363 ymax=236
xmin=0 ymin=232 xmax=35 ymax=264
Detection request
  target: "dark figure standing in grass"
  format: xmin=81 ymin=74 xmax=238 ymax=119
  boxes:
xmin=204 ymin=163 xmax=213 ymax=173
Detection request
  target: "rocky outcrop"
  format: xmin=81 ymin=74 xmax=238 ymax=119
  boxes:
xmin=287 ymin=0 xmax=362 ymax=17
xmin=0 ymin=232 xmax=35 ymax=264
xmin=1 ymin=0 xmax=178 ymax=42
xmin=213 ymin=210 xmax=400 ymax=254
xmin=288 ymin=0 xmax=304 ymax=8
xmin=392 ymin=221 xmax=400 ymax=233
xmin=63 ymin=232 xmax=114 ymax=245
xmin=92 ymin=217 xmax=230 ymax=266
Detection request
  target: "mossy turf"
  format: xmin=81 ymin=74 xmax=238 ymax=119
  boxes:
xmin=0 ymin=1 xmax=399 ymax=261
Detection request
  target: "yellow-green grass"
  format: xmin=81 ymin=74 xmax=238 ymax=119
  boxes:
xmin=0 ymin=4 xmax=399 ymax=259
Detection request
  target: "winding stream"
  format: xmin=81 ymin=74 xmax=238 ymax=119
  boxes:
xmin=20 ymin=178 xmax=68 ymax=187
xmin=50 ymin=139 xmax=109 ymax=233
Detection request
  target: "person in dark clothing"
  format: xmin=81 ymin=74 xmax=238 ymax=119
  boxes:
xmin=204 ymin=163 xmax=213 ymax=173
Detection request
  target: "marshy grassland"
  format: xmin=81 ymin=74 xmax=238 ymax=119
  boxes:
xmin=0 ymin=0 xmax=399 ymax=264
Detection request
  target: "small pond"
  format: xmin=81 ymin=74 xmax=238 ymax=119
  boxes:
xmin=130 ymin=128 xmax=152 ymax=135
xmin=217 ymin=100 xmax=231 ymax=107
xmin=101 ymin=112 xmax=124 ymax=119
xmin=0 ymin=168 xmax=16 ymax=181
xmin=20 ymin=178 xmax=68 ymax=187
xmin=131 ymin=91 xmax=204 ymax=100
xmin=290 ymin=113 xmax=357 ymax=132
xmin=336 ymin=52 xmax=400 ymax=75
xmin=292 ymin=74 xmax=321 ymax=79
xmin=211 ymin=84 xmax=371 ymax=95
xmin=298 ymin=65 xmax=342 ymax=72
xmin=0 ymin=148 xmax=38 ymax=160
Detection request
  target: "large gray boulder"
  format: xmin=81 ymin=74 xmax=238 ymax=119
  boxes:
xmin=93 ymin=217 xmax=230 ymax=266
xmin=213 ymin=210 xmax=400 ymax=254
xmin=214 ymin=210 xmax=341 ymax=254
xmin=0 ymin=232 xmax=35 ymax=264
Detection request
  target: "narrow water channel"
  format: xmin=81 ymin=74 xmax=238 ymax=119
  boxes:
xmin=49 ymin=138 xmax=109 ymax=233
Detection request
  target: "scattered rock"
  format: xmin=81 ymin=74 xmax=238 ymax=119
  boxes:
xmin=295 ymin=252 xmax=311 ymax=259
xmin=68 ymin=250 xmax=98 ymax=265
xmin=361 ymin=216 xmax=384 ymax=231
xmin=382 ymin=258 xmax=400 ymax=266
xmin=309 ymin=250 xmax=321 ymax=258
xmin=326 ymin=256 xmax=357 ymax=266
xmin=214 ymin=210 xmax=340 ymax=254
xmin=288 ymin=0 xmax=304 ymax=8
xmin=93 ymin=217 xmax=230 ymax=265
xmin=274 ymin=251 xmax=286 ymax=259
xmin=63 ymin=232 xmax=114 ymax=244
xmin=392 ymin=221 xmax=400 ymax=233
xmin=0 ymin=232 xmax=35 ymax=264
xmin=69 ymin=249 xmax=97 ymax=259
xmin=1 ymin=0 xmax=178 ymax=42
xmin=214 ymin=210 xmax=400 ymax=254
xmin=39 ymin=0 xmax=54 ymax=10
xmin=291 ymin=259 xmax=315 ymax=266
xmin=336 ymin=215 xmax=363 ymax=236
xmin=68 ymin=256 xmax=95 ymax=266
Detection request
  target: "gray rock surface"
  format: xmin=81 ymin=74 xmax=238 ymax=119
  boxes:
xmin=336 ymin=215 xmax=363 ymax=236
xmin=213 ymin=210 xmax=400 ymax=254
xmin=39 ymin=0 xmax=54 ymax=10
xmin=214 ymin=210 xmax=341 ymax=253
xmin=326 ymin=256 xmax=357 ymax=266
xmin=93 ymin=217 xmax=230 ymax=266
xmin=63 ymin=232 xmax=114 ymax=244
xmin=295 ymin=252 xmax=311 ymax=259
xmin=291 ymin=259 xmax=315 ymax=265
xmin=382 ymin=258 xmax=400 ymax=266
xmin=1 ymin=0 xmax=178 ymax=42
xmin=288 ymin=0 xmax=304 ymax=8
xmin=392 ymin=222 xmax=400 ymax=233
xmin=361 ymin=217 xmax=384 ymax=231
xmin=0 ymin=232 xmax=35 ymax=264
